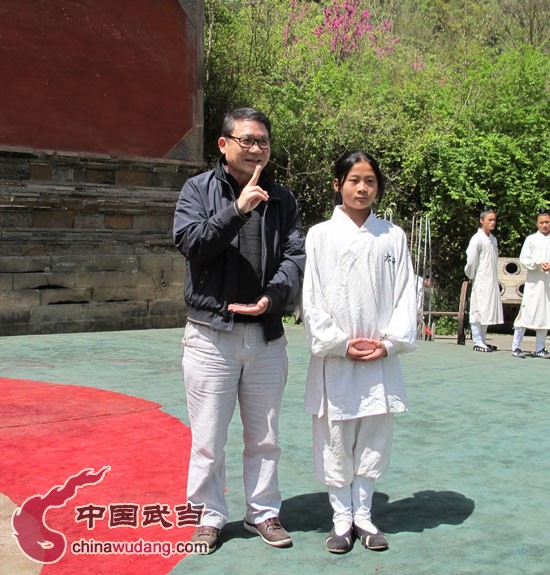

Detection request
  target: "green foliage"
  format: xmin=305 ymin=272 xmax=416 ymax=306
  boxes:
xmin=204 ymin=0 xmax=550 ymax=310
xmin=433 ymin=316 xmax=458 ymax=336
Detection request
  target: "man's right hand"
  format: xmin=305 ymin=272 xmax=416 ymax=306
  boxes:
xmin=236 ymin=164 xmax=269 ymax=214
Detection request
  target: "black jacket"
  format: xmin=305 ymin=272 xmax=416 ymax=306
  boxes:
xmin=173 ymin=158 xmax=306 ymax=341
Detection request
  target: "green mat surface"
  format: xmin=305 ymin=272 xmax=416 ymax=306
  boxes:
xmin=1 ymin=326 xmax=548 ymax=575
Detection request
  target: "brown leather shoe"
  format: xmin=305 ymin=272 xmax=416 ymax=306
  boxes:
xmin=243 ymin=517 xmax=292 ymax=547
xmin=191 ymin=525 xmax=220 ymax=554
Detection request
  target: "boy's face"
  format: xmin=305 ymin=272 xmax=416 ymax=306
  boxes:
xmin=334 ymin=160 xmax=378 ymax=222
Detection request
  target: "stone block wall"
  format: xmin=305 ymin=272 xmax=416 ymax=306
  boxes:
xmin=0 ymin=150 xmax=200 ymax=336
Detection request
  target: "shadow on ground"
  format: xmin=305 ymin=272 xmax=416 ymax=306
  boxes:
xmin=372 ymin=490 xmax=475 ymax=533
xmin=217 ymin=489 xmax=475 ymax=547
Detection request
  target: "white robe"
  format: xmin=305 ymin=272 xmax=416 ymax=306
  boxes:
xmin=464 ymin=229 xmax=504 ymax=325
xmin=514 ymin=231 xmax=550 ymax=330
xmin=302 ymin=208 xmax=417 ymax=421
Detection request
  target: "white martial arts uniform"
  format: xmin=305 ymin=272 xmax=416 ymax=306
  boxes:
xmin=302 ymin=207 xmax=417 ymax=530
xmin=464 ymin=229 xmax=504 ymax=347
xmin=513 ymin=231 xmax=550 ymax=351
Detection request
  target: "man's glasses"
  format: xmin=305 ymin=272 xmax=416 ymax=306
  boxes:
xmin=225 ymin=135 xmax=271 ymax=149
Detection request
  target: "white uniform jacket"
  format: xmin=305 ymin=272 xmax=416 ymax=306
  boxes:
xmin=514 ymin=231 xmax=550 ymax=330
xmin=302 ymin=208 xmax=417 ymax=421
xmin=464 ymin=229 xmax=504 ymax=325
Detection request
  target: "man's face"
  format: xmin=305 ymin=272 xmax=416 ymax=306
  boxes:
xmin=218 ymin=119 xmax=271 ymax=186
xmin=536 ymin=214 xmax=550 ymax=236
xmin=480 ymin=213 xmax=496 ymax=234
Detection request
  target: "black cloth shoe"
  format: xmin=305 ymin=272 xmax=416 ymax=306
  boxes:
xmin=191 ymin=526 xmax=220 ymax=554
xmin=533 ymin=348 xmax=550 ymax=359
xmin=354 ymin=524 xmax=389 ymax=551
xmin=243 ymin=517 xmax=292 ymax=547
xmin=473 ymin=345 xmax=492 ymax=352
xmin=486 ymin=344 xmax=498 ymax=351
xmin=512 ymin=348 xmax=531 ymax=358
xmin=325 ymin=525 xmax=354 ymax=554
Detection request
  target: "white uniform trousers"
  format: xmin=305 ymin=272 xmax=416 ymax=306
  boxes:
xmin=313 ymin=412 xmax=394 ymax=527
xmin=470 ymin=322 xmax=489 ymax=347
xmin=182 ymin=321 xmax=288 ymax=529
xmin=329 ymin=477 xmax=377 ymax=530
xmin=513 ymin=326 xmax=548 ymax=352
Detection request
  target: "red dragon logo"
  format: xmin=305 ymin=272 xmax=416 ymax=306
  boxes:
xmin=12 ymin=466 xmax=110 ymax=564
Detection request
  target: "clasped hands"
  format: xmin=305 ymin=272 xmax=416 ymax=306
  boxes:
xmin=346 ymin=338 xmax=388 ymax=361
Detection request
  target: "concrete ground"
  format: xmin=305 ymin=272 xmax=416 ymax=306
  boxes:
xmin=0 ymin=326 xmax=548 ymax=575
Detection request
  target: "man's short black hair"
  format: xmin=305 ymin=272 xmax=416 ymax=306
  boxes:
xmin=479 ymin=206 xmax=496 ymax=220
xmin=221 ymin=108 xmax=272 ymax=138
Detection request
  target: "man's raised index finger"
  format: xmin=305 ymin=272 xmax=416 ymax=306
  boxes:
xmin=247 ymin=164 xmax=262 ymax=187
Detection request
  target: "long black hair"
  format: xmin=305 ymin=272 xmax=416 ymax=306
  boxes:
xmin=333 ymin=150 xmax=385 ymax=206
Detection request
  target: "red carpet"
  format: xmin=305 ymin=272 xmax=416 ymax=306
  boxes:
xmin=1 ymin=378 xmax=192 ymax=575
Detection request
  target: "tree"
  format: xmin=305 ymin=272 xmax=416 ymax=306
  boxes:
xmin=203 ymin=0 xmax=550 ymax=311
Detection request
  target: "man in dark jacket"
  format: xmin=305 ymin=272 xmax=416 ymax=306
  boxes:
xmin=173 ymin=108 xmax=305 ymax=554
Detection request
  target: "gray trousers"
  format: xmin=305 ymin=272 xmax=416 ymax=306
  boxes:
xmin=182 ymin=321 xmax=288 ymax=529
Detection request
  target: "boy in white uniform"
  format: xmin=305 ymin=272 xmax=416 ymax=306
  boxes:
xmin=464 ymin=208 xmax=504 ymax=352
xmin=512 ymin=208 xmax=550 ymax=358
xmin=302 ymin=151 xmax=417 ymax=554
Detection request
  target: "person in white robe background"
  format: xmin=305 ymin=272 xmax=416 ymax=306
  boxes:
xmin=302 ymin=151 xmax=417 ymax=554
xmin=464 ymin=208 xmax=504 ymax=352
xmin=511 ymin=208 xmax=550 ymax=358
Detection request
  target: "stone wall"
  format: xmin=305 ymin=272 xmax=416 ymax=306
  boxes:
xmin=0 ymin=150 xmax=199 ymax=336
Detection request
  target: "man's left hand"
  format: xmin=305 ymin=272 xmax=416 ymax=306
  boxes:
xmin=228 ymin=296 xmax=270 ymax=316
